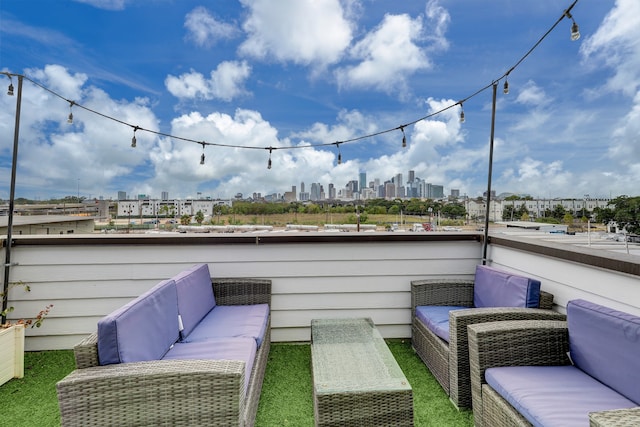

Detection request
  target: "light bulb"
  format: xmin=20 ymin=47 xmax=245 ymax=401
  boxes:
xmin=7 ymin=83 xmax=14 ymax=96
xmin=571 ymin=22 xmax=580 ymax=41
xmin=503 ymin=80 xmax=509 ymax=94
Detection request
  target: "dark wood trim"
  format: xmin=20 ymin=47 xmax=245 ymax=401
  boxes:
xmin=488 ymin=235 xmax=640 ymax=277
xmin=4 ymin=232 xmax=482 ymax=247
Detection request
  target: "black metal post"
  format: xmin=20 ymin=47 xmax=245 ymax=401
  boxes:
xmin=2 ymin=74 xmax=23 ymax=324
xmin=482 ymin=82 xmax=498 ymax=264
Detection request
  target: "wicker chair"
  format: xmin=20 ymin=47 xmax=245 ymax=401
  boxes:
xmin=467 ymin=319 xmax=640 ymax=427
xmin=411 ymin=277 xmax=564 ymax=409
xmin=57 ymin=278 xmax=271 ymax=427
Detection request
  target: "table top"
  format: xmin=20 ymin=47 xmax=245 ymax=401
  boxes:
xmin=311 ymin=318 xmax=411 ymax=394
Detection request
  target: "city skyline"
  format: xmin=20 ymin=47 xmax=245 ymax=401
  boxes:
xmin=1 ymin=1 xmax=639 ymax=202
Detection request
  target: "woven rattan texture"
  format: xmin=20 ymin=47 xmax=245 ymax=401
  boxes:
xmin=410 ymin=279 xmax=562 ymax=409
xmin=58 ymin=277 xmax=272 ymax=427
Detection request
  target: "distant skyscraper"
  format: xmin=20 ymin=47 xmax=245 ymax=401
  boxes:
xmin=310 ymin=183 xmax=321 ymax=201
xmin=117 ymin=191 xmax=127 ymax=200
xmin=359 ymin=172 xmax=366 ymax=194
xmin=161 ymin=191 xmax=169 ymax=201
xmin=408 ymin=170 xmax=415 ymax=183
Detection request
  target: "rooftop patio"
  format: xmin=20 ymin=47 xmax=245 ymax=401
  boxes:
xmin=1 ymin=230 xmax=639 ymax=425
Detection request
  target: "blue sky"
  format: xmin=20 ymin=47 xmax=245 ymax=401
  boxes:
xmin=1 ymin=0 xmax=638 ymax=201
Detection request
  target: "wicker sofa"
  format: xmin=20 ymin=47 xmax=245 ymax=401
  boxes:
xmin=57 ymin=264 xmax=271 ymax=427
xmin=468 ymin=299 xmax=640 ymax=427
xmin=411 ymin=264 xmax=565 ymax=409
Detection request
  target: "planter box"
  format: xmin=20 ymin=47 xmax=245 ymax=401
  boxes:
xmin=0 ymin=325 xmax=25 ymax=386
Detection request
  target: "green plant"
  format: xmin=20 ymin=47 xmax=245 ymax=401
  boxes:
xmin=1 ymin=281 xmax=53 ymax=329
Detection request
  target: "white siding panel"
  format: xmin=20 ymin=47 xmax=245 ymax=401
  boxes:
xmin=4 ymin=237 xmax=483 ymax=350
xmin=489 ymin=245 xmax=640 ymax=316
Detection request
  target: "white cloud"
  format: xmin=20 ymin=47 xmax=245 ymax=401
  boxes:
xmin=580 ymin=0 xmax=640 ymax=97
xmin=184 ymin=6 xmax=239 ymax=47
xmin=0 ymin=65 xmax=158 ymax=199
xmin=165 ymin=61 xmax=251 ymax=101
xmin=335 ymin=1 xmax=449 ymax=95
xmin=72 ymin=0 xmax=126 ymax=11
xmin=515 ymin=80 xmax=550 ymax=106
xmin=238 ymin=0 xmax=353 ymax=67
xmin=293 ymin=109 xmax=378 ymax=145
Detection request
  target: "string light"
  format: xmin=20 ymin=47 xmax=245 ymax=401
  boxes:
xmin=0 ymin=0 xmax=581 ymax=164
xmin=503 ymin=79 xmax=509 ymax=95
xmin=400 ymin=126 xmax=407 ymax=148
xmin=200 ymin=142 xmax=205 ymax=165
xmin=131 ymin=126 xmax=139 ymax=148
xmin=6 ymin=75 xmax=14 ymax=96
xmin=564 ymin=10 xmax=580 ymax=41
xmin=67 ymin=101 xmax=74 ymax=124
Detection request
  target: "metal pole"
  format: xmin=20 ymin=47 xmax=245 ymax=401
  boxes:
xmin=2 ymin=75 xmax=23 ymax=324
xmin=482 ymin=83 xmax=498 ymax=264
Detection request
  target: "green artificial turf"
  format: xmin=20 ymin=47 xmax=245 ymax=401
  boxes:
xmin=1 ymin=341 xmax=472 ymax=426
xmin=0 ymin=350 xmax=75 ymax=427
xmin=256 ymin=339 xmax=473 ymax=427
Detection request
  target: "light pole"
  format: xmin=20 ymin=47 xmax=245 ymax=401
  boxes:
xmin=2 ymin=73 xmax=23 ymax=324
xmin=481 ymin=83 xmax=498 ymax=265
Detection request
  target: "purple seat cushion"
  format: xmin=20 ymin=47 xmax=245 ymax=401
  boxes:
xmin=182 ymin=304 xmax=270 ymax=347
xmin=473 ymin=265 xmax=540 ymax=308
xmin=173 ymin=264 xmax=216 ymax=340
xmin=98 ymin=279 xmax=179 ymax=365
xmin=163 ymin=337 xmax=257 ymax=394
xmin=567 ymin=299 xmax=640 ymax=404
xmin=415 ymin=305 xmax=466 ymax=343
xmin=486 ymin=365 xmax=637 ymax=427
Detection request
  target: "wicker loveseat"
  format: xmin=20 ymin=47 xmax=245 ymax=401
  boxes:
xmin=411 ymin=264 xmax=564 ymax=408
xmin=468 ymin=299 xmax=640 ymax=427
xmin=57 ymin=264 xmax=271 ymax=427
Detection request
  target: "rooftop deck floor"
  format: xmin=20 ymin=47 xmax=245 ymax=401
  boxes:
xmin=1 ymin=341 xmax=473 ymax=427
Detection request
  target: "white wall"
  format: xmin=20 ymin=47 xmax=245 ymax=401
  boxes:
xmin=3 ymin=234 xmax=482 ymax=350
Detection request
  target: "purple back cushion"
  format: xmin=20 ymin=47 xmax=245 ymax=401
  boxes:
xmin=473 ymin=265 xmax=540 ymax=308
xmin=568 ymin=299 xmax=640 ymax=404
xmin=97 ymin=279 xmax=179 ymax=365
xmin=174 ymin=264 xmax=216 ymax=339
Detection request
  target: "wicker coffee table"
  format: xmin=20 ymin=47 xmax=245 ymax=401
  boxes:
xmin=311 ymin=318 xmax=413 ymax=426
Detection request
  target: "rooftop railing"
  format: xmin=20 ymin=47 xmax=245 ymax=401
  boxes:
xmin=2 ymin=231 xmax=639 ymax=351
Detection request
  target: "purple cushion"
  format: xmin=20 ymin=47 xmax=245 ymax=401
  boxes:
xmin=567 ymin=299 xmax=640 ymax=404
xmin=486 ymin=365 xmax=636 ymax=427
xmin=97 ymin=279 xmax=179 ymax=365
xmin=473 ymin=265 xmax=540 ymax=308
xmin=163 ymin=337 xmax=257 ymax=394
xmin=182 ymin=304 xmax=270 ymax=347
xmin=415 ymin=305 xmax=466 ymax=343
xmin=173 ymin=264 xmax=216 ymax=340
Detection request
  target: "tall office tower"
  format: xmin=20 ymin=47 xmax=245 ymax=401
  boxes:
xmin=408 ymin=170 xmax=415 ymax=183
xmin=451 ymin=189 xmax=460 ymax=198
xmin=432 ymin=185 xmax=444 ymax=199
xmin=328 ymin=183 xmax=336 ymax=199
xmin=359 ymin=172 xmax=366 ymax=194
xmin=395 ymin=173 xmax=403 ymax=198
xmin=310 ymin=183 xmax=321 ymax=201
xmin=118 ymin=191 xmax=127 ymax=201
xmin=161 ymin=191 xmax=169 ymax=201
xmin=385 ymin=182 xmax=396 ymax=199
